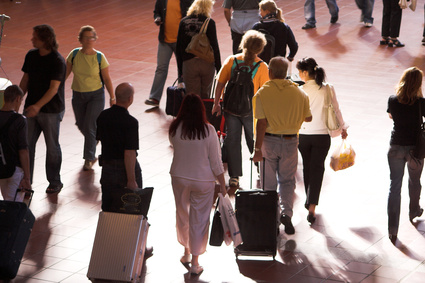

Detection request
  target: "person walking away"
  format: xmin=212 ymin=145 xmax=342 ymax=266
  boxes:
xmin=302 ymin=0 xmax=339 ymax=29
xmin=252 ymin=57 xmax=312 ymax=235
xmin=380 ymin=0 xmax=404 ymax=47
xmin=66 ymin=25 xmax=115 ymax=171
xmin=355 ymin=0 xmax=375 ymax=27
xmin=19 ymin=24 xmax=66 ymax=194
xmin=0 ymin=85 xmax=31 ymax=202
xmin=387 ymin=67 xmax=424 ymax=244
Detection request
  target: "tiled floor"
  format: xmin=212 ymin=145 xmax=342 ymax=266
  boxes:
xmin=1 ymin=0 xmax=425 ymax=282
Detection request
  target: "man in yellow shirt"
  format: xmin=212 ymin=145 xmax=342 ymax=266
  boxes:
xmin=145 ymin=0 xmax=193 ymax=107
xmin=252 ymin=57 xmax=312 ymax=235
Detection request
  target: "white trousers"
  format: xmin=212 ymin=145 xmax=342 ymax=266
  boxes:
xmin=171 ymin=176 xmax=215 ymax=256
xmin=0 ymin=166 xmax=25 ymax=202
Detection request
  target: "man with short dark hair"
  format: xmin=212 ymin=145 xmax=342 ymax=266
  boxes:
xmin=0 ymin=85 xmax=31 ymax=201
xmin=19 ymin=24 xmax=66 ymax=194
xmin=252 ymin=57 xmax=312 ymax=235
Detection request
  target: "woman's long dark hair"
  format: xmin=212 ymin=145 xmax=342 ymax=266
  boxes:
xmin=296 ymin=57 xmax=326 ymax=87
xmin=169 ymin=93 xmax=210 ymax=140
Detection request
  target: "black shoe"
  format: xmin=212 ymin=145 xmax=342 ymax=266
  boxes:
xmin=302 ymin=23 xmax=316 ymax=30
xmin=330 ymin=16 xmax=338 ymax=24
xmin=46 ymin=184 xmax=63 ymax=194
xmin=389 ymin=234 xmax=397 ymax=244
xmin=380 ymin=37 xmax=390 ymax=45
xmin=388 ymin=39 xmax=405 ymax=48
xmin=307 ymin=213 xmax=316 ymax=225
xmin=280 ymin=214 xmax=295 ymax=235
xmin=409 ymin=208 xmax=423 ymax=222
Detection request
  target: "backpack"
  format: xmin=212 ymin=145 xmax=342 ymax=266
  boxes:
xmin=71 ymin=48 xmax=104 ymax=85
xmin=257 ymin=28 xmax=275 ymax=64
xmin=0 ymin=113 xmax=20 ymax=179
xmin=222 ymin=57 xmax=262 ymax=117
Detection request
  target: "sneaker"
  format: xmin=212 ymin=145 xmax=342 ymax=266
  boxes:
xmin=302 ymin=23 xmax=316 ymax=30
xmin=330 ymin=16 xmax=338 ymax=24
xmin=364 ymin=22 xmax=373 ymax=27
xmin=280 ymin=214 xmax=295 ymax=235
xmin=144 ymin=98 xmax=159 ymax=107
xmin=190 ymin=265 xmax=204 ymax=275
xmin=229 ymin=177 xmax=239 ymax=187
xmin=83 ymin=158 xmax=97 ymax=171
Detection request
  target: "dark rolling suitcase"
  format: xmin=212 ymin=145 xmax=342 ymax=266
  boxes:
xmin=165 ymin=79 xmax=185 ymax=116
xmin=234 ymin=161 xmax=278 ymax=260
xmin=0 ymin=190 xmax=35 ymax=279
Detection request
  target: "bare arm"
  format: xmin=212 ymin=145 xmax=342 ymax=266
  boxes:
xmin=212 ymin=81 xmax=225 ymax=115
xmin=224 ymin=8 xmax=231 ymax=25
xmin=252 ymin=118 xmax=267 ymax=162
xmin=24 ymin=80 xmax=61 ymax=117
xmin=216 ymin=173 xmax=227 ymax=196
xmin=18 ymin=149 xmax=31 ymax=191
xmin=65 ymin=61 xmax=73 ymax=80
xmin=101 ymin=66 xmax=115 ymax=106
xmin=124 ymin=149 xmax=138 ymax=190
xmin=19 ymin=73 xmax=29 ymax=95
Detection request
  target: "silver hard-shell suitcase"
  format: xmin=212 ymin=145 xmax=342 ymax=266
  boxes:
xmin=87 ymin=212 xmax=149 ymax=282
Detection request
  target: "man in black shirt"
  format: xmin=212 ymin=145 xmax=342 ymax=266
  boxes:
xmin=19 ymin=24 xmax=66 ymax=194
xmin=96 ymin=82 xmax=142 ymax=210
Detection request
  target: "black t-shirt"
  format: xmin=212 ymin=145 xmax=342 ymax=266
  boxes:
xmin=96 ymin=105 xmax=139 ymax=160
xmin=387 ymin=95 xmax=425 ymax=146
xmin=0 ymin=111 xmax=28 ymax=167
xmin=22 ymin=49 xmax=66 ymax=113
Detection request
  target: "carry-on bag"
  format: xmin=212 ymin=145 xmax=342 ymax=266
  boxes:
xmin=166 ymin=78 xmax=185 ymax=116
xmin=234 ymin=159 xmax=278 ymax=259
xmin=0 ymin=190 xmax=35 ymax=279
xmin=87 ymin=212 xmax=149 ymax=283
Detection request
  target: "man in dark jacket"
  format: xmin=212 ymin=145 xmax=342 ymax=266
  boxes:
xmin=145 ymin=0 xmax=193 ymax=107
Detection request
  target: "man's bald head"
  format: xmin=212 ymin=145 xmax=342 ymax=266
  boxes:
xmin=115 ymin=82 xmax=134 ymax=105
xmin=269 ymin=57 xmax=289 ymax=79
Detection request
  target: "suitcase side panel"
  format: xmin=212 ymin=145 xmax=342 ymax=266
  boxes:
xmin=87 ymin=212 xmax=148 ymax=282
xmin=0 ymin=201 xmax=35 ymax=279
xmin=235 ymin=190 xmax=278 ymax=256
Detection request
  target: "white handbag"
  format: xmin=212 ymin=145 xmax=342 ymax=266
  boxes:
xmin=218 ymin=193 xmax=242 ymax=247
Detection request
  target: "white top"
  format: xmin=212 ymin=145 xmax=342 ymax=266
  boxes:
xmin=169 ymin=123 xmax=224 ymax=181
xmin=299 ymin=80 xmax=346 ymax=136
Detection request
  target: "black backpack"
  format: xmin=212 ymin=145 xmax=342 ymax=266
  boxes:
xmin=0 ymin=113 xmax=20 ymax=179
xmin=257 ymin=28 xmax=275 ymax=64
xmin=223 ymin=58 xmax=262 ymax=117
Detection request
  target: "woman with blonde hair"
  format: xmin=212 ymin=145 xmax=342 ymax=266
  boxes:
xmin=252 ymin=0 xmax=298 ymax=63
xmin=65 ymin=25 xmax=114 ymax=171
xmin=212 ymin=30 xmax=269 ymax=187
xmin=387 ymin=67 xmax=424 ymax=243
xmin=176 ymin=0 xmax=221 ymax=99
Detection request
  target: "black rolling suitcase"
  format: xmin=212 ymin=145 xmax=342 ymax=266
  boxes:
xmin=0 ymin=190 xmax=35 ymax=279
xmin=234 ymin=161 xmax=278 ymax=259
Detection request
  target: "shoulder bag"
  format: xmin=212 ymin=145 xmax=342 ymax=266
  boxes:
xmin=324 ymin=84 xmax=340 ymax=131
xmin=413 ymin=100 xmax=425 ymax=159
xmin=185 ymin=18 xmax=214 ymax=63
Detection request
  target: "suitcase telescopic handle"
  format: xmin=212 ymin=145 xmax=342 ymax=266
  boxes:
xmin=250 ymin=157 xmax=265 ymax=190
xmin=15 ymin=188 xmax=34 ymax=207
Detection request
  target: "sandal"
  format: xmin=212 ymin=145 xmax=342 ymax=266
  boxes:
xmin=388 ymin=39 xmax=405 ymax=48
xmin=46 ymin=184 xmax=63 ymax=194
xmin=380 ymin=37 xmax=390 ymax=45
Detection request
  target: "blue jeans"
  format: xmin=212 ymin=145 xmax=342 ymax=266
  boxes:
xmin=261 ymin=135 xmax=299 ymax=218
xmin=149 ymin=41 xmax=177 ymax=102
xmin=27 ymin=111 xmax=64 ymax=187
xmin=72 ymin=88 xmax=105 ymax=161
xmin=223 ymin=112 xmax=254 ymax=177
xmin=355 ymin=0 xmax=375 ymax=24
xmin=304 ymin=0 xmax=339 ymax=25
xmin=387 ymin=145 xmax=423 ymax=235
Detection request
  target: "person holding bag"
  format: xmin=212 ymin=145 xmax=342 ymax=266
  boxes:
xmin=296 ymin=57 xmax=347 ymax=225
xmin=176 ymin=0 xmax=221 ymax=99
xmin=387 ymin=67 xmax=424 ymax=244
xmin=169 ymin=94 xmax=226 ymax=275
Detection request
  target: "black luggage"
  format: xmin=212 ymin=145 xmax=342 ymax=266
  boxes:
xmin=165 ymin=79 xmax=185 ymax=116
xmin=0 ymin=190 xmax=35 ymax=279
xmin=234 ymin=161 xmax=278 ymax=259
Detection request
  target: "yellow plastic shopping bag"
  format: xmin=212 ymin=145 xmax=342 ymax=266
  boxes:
xmin=330 ymin=139 xmax=356 ymax=171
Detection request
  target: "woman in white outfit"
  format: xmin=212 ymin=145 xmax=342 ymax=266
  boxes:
xmin=169 ymin=93 xmax=227 ymax=275
xmin=296 ymin=57 xmax=348 ymax=225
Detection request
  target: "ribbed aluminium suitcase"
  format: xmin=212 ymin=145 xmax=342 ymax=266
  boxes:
xmin=234 ymin=160 xmax=278 ymax=259
xmin=87 ymin=212 xmax=149 ymax=283
xmin=0 ymin=192 xmax=35 ymax=279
